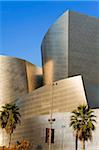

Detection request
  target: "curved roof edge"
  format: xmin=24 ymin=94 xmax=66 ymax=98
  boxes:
xmin=41 ymin=10 xmax=69 ymax=48
xmin=41 ymin=10 xmax=99 ymax=48
xmin=0 ymin=54 xmax=40 ymax=69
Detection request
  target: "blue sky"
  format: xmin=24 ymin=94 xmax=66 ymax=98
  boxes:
xmin=0 ymin=1 xmax=99 ymax=66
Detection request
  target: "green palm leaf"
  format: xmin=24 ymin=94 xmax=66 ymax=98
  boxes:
xmin=70 ymin=105 xmax=96 ymax=150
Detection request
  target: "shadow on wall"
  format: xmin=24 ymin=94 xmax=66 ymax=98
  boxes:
xmin=36 ymin=145 xmax=43 ymax=150
xmin=36 ymin=75 xmax=43 ymax=89
xmin=12 ymin=114 xmax=49 ymax=150
xmin=84 ymin=81 xmax=99 ymax=108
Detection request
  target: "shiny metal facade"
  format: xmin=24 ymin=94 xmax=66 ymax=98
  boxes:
xmin=41 ymin=11 xmax=99 ymax=108
xmin=0 ymin=10 xmax=99 ymax=149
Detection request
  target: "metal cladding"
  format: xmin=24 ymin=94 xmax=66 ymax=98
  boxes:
xmin=0 ymin=55 xmax=43 ymax=103
xmin=41 ymin=10 xmax=99 ymax=108
xmin=41 ymin=11 xmax=69 ymax=84
xmin=0 ymin=75 xmax=87 ymax=148
xmin=0 ymin=10 xmax=99 ymax=149
xmin=0 ymin=57 xmax=87 ymax=149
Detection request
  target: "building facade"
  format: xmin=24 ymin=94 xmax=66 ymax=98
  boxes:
xmin=41 ymin=10 xmax=99 ymax=108
xmin=0 ymin=10 xmax=99 ymax=150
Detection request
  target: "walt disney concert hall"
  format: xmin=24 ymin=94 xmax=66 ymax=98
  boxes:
xmin=0 ymin=11 xmax=99 ymax=150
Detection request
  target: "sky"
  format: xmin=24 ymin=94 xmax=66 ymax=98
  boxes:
xmin=0 ymin=1 xmax=99 ymax=67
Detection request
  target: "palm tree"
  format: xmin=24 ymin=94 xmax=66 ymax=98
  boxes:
xmin=0 ymin=103 xmax=21 ymax=148
xmin=70 ymin=105 xmax=96 ymax=150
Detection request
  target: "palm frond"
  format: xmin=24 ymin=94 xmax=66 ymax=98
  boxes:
xmin=70 ymin=105 xmax=96 ymax=143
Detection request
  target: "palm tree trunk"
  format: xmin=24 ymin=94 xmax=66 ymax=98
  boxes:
xmin=9 ymin=133 xmax=12 ymax=148
xmin=82 ymin=139 xmax=85 ymax=150
xmin=75 ymin=135 xmax=78 ymax=150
